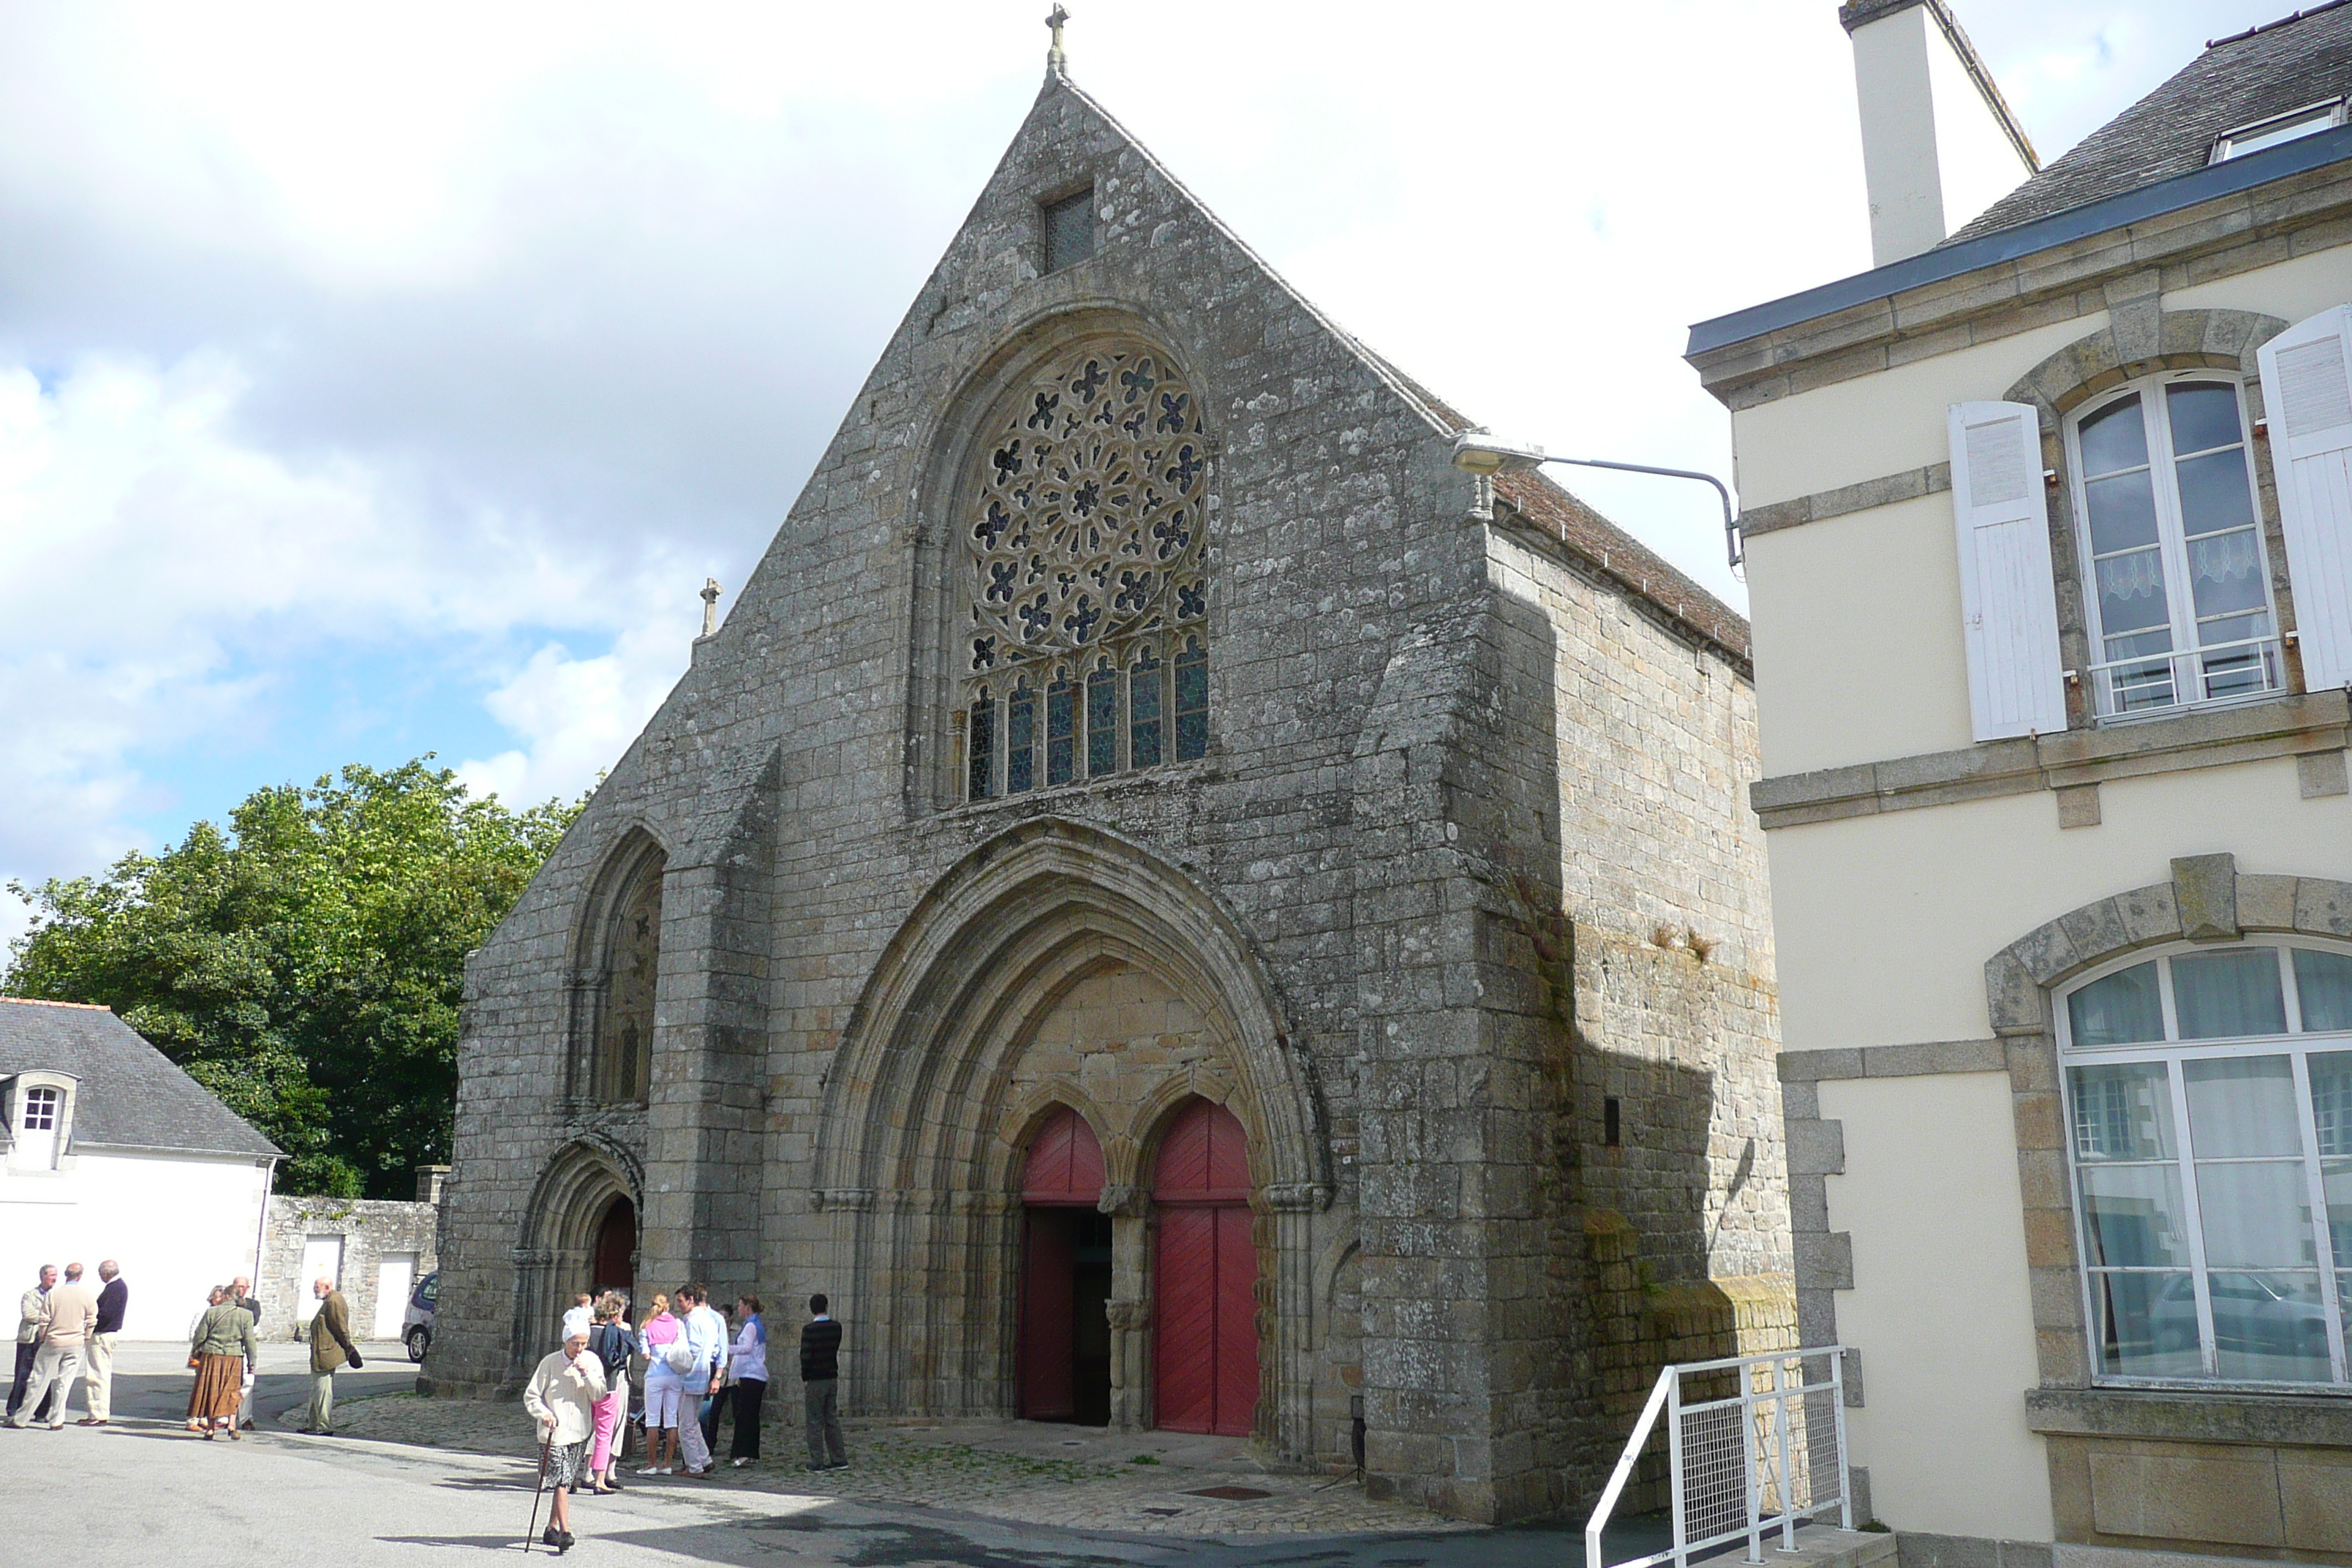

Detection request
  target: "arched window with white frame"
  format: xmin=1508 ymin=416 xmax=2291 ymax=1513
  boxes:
xmin=2066 ymin=374 xmax=2283 ymax=717
xmin=2058 ymin=939 xmax=2352 ymax=1387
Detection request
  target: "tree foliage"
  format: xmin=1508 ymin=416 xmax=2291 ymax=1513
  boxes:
xmin=5 ymin=760 xmax=581 ymax=1197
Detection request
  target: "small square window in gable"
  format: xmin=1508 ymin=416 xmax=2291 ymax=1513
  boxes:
xmin=1043 ymin=187 xmax=1095 ymax=273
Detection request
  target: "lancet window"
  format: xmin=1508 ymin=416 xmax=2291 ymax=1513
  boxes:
xmin=958 ymin=339 xmax=1210 ymax=801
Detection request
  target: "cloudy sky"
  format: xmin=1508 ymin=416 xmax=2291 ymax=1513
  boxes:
xmin=0 ymin=0 xmax=2285 ymax=941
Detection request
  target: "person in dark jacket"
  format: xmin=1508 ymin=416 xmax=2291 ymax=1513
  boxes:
xmin=799 ymin=1294 xmax=845 ymax=1471
xmin=80 ymin=1260 xmax=127 ymax=1425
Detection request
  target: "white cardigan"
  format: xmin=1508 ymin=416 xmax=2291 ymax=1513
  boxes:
xmin=522 ymin=1349 xmax=608 ymax=1445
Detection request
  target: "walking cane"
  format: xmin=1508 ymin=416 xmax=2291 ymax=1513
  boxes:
xmin=523 ymin=1433 xmax=553 ymax=1553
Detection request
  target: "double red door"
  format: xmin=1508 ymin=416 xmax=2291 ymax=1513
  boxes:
xmin=1152 ymin=1100 xmax=1257 ymax=1436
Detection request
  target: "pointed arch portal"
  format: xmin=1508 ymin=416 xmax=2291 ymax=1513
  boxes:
xmin=812 ymin=816 xmax=1327 ymax=1452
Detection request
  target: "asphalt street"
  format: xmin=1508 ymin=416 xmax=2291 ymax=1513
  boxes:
xmin=3 ymin=1343 xmax=1604 ymax=1568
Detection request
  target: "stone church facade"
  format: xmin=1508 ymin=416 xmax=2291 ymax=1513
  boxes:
xmin=427 ymin=57 xmax=1791 ymax=1523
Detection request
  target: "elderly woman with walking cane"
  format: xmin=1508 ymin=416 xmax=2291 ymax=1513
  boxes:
xmin=523 ymin=1327 xmax=606 ymax=1554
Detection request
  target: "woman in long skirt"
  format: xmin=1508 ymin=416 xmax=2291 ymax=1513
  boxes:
xmin=188 ymin=1285 xmax=260 ymax=1438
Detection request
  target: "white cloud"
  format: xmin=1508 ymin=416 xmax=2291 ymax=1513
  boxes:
xmin=456 ymin=624 xmax=689 ymax=808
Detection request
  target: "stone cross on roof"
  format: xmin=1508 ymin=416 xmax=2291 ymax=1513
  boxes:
xmin=1046 ymin=4 xmax=1068 ymax=72
xmin=701 ymin=577 xmax=722 ymax=638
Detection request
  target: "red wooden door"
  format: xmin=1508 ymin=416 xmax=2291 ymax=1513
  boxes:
xmin=1019 ymin=1108 xmax=1104 ymax=1420
xmin=1151 ymin=1099 xmax=1258 ymax=1436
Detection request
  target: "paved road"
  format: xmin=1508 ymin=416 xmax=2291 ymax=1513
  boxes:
xmin=1 ymin=1345 xmax=1614 ymax=1568
xmin=35 ymin=1338 xmax=425 ymax=1428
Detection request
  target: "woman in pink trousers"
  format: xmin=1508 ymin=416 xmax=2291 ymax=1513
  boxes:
xmin=584 ymin=1293 xmax=633 ymax=1495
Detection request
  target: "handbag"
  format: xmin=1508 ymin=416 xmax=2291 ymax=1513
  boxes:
xmin=661 ymin=1337 xmax=695 ymax=1374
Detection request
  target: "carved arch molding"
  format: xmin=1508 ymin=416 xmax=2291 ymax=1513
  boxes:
xmin=508 ymin=1135 xmax=642 ymax=1379
xmin=810 ymin=816 xmax=1330 ymax=1457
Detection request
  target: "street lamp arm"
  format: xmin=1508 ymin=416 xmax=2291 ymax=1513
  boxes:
xmin=1448 ymin=431 xmax=1744 ymax=571
xmin=1535 ymin=454 xmax=1740 ymax=570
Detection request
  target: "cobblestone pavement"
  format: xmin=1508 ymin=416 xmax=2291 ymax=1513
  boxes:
xmin=309 ymin=1390 xmax=1476 ymax=1539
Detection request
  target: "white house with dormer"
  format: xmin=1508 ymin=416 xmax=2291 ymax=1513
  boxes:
xmin=1 ymin=997 xmax=280 ymax=1339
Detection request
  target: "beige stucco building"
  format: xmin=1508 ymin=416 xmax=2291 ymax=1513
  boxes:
xmin=1689 ymin=4 xmax=2352 ymax=1561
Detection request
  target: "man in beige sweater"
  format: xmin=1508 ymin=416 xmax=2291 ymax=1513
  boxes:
xmin=9 ymin=1262 xmax=97 ymax=1430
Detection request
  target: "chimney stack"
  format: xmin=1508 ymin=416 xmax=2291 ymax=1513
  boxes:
xmin=1842 ymin=0 xmax=2038 ymax=266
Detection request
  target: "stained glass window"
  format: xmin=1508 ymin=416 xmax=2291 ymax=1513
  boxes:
xmin=1047 ymin=672 xmax=1076 ymax=788
xmin=957 ymin=336 xmax=1207 ymax=799
xmin=1088 ymin=661 xmax=1119 ymax=777
xmin=1007 ymin=682 xmax=1036 ymax=795
xmin=967 ymin=692 xmax=995 ymax=802
xmin=1175 ymin=636 xmax=1207 ymax=762
xmin=1129 ymin=649 xmax=1163 ymax=769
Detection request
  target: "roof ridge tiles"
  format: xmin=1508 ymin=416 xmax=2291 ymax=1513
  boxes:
xmin=2210 ymin=0 xmax=2352 ymax=50
xmin=0 ymin=996 xmax=112 ymax=1011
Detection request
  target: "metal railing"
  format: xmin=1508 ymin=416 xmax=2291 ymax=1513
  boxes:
xmin=1584 ymin=1346 xmax=1852 ymax=1568
xmin=2087 ymin=634 xmax=2283 ymax=720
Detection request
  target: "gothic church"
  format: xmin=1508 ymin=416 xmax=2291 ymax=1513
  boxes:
xmin=429 ymin=48 xmax=1791 ymax=1523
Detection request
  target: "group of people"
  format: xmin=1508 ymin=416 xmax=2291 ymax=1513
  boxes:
xmin=519 ymin=1285 xmax=845 ymax=1555
xmin=8 ymin=1261 xmax=128 ymax=1429
xmin=182 ymin=1274 xmax=358 ymax=1439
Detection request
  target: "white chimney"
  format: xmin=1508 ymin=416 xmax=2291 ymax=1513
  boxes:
xmin=1842 ymin=0 xmax=2038 ymax=266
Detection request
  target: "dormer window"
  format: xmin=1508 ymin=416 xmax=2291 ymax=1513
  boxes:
xmin=2210 ymin=99 xmax=2345 ymax=163
xmin=7 ymin=1074 xmax=74 ymax=1171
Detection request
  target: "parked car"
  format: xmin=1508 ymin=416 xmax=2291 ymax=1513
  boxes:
xmin=402 ymin=1270 xmax=438 ymax=1362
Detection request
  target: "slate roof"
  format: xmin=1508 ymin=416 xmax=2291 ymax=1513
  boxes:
xmin=0 ymin=998 xmax=280 ymax=1158
xmin=1947 ymin=1 xmax=2352 ymax=243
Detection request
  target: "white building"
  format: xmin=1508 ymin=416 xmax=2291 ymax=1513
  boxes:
xmin=1 ymin=997 xmax=279 ymax=1339
xmin=1686 ymin=3 xmax=2352 ymax=1561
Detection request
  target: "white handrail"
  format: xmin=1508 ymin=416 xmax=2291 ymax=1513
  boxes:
xmin=1585 ymin=1364 xmax=1676 ymax=1568
xmin=1583 ymin=1346 xmax=1853 ymax=1568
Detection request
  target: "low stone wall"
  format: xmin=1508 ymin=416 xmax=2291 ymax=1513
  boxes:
xmin=259 ymin=1194 xmax=440 ymax=1342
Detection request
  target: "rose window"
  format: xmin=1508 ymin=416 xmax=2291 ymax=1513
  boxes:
xmin=959 ymin=338 xmax=1209 ymax=800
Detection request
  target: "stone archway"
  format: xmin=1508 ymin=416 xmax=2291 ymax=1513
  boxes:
xmin=813 ymin=816 xmax=1329 ymax=1457
xmin=512 ymin=1137 xmax=641 ymax=1379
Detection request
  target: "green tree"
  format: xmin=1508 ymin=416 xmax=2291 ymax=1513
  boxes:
xmin=5 ymin=759 xmax=582 ymax=1197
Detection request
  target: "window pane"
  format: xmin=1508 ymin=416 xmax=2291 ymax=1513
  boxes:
xmin=2072 ymin=1063 xmax=2178 ymax=1158
xmin=1087 ymin=666 xmax=1118 ymax=777
xmin=1174 ymin=640 xmax=1207 ymax=763
xmin=2085 ymin=473 xmax=2162 ymax=556
xmin=1128 ymin=655 xmax=1162 ymax=769
xmin=2176 ymin=451 xmax=2259 ymax=536
xmin=2078 ymin=1161 xmax=2193 ymax=1267
xmin=2325 ymin=1158 xmax=2352 ymax=1270
xmin=2095 ymin=549 xmax=2171 ymax=633
xmin=1007 ymin=686 xmax=1035 ymax=794
xmin=2173 ymin=951 xmax=2288 ymax=1040
xmin=2069 ymin=963 xmax=2165 ymax=1047
xmin=1046 ymin=677 xmax=1076 ymax=786
xmin=967 ymin=696 xmax=995 ymax=802
xmin=2184 ymin=529 xmax=2267 ymax=622
xmin=2080 ymin=396 xmax=2150 ymax=476
xmin=2295 ymin=954 xmax=2352 ymax=1036
xmin=2185 ymin=1055 xmax=2302 ymax=1153
xmin=2195 ymin=1160 xmax=2315 ymax=1268
xmin=2089 ymin=1270 xmax=2203 ymax=1377
xmin=2166 ymin=383 xmax=2247 ymax=459
xmin=2208 ymin=1271 xmax=2333 ymax=1382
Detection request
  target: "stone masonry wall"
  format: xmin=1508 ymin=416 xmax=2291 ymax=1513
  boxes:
xmin=259 ymin=1194 xmax=439 ymax=1343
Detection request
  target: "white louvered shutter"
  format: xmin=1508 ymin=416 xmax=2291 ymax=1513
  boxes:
xmin=2258 ymin=305 xmax=2352 ymax=692
xmin=1948 ymin=401 xmax=2068 ymax=740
